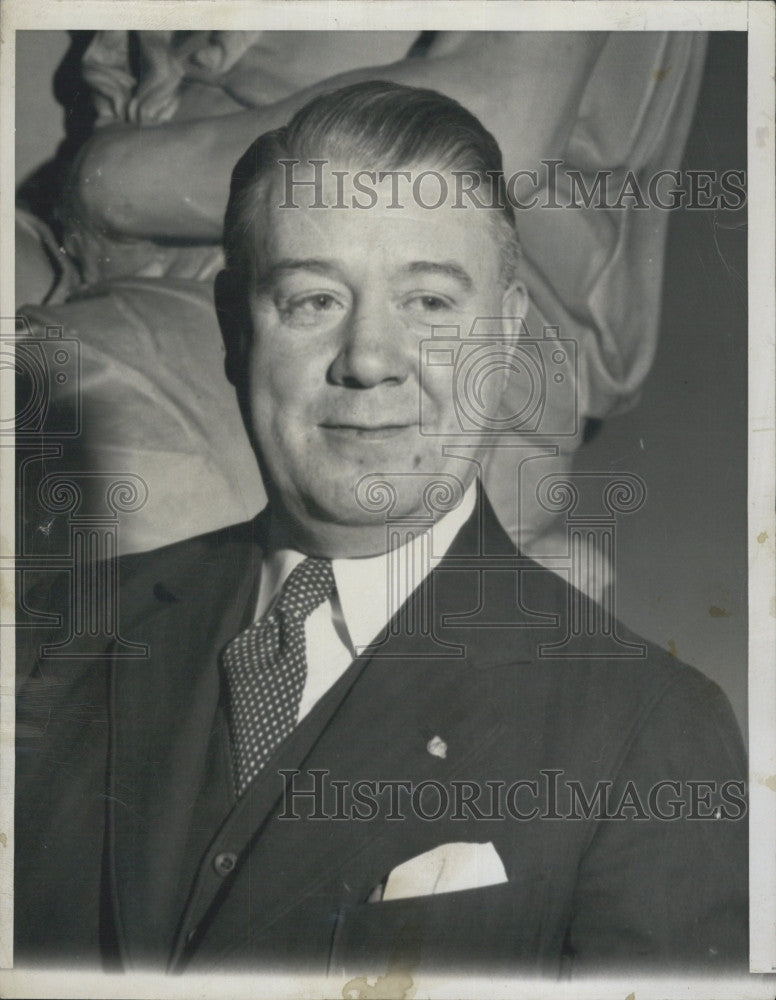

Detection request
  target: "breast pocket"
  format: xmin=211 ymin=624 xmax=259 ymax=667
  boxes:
xmin=328 ymin=880 xmax=543 ymax=978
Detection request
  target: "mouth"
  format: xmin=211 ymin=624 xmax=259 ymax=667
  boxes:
xmin=319 ymin=422 xmax=417 ymax=441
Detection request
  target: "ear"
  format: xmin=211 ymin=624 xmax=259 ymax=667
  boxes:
xmin=490 ymin=281 xmax=529 ymax=405
xmin=498 ymin=280 xmax=529 ymax=340
xmin=214 ymin=268 xmax=251 ymax=388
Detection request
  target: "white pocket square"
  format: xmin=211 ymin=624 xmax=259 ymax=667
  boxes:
xmin=378 ymin=841 xmax=508 ymax=901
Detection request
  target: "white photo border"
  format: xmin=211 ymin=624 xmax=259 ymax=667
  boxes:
xmin=1 ymin=2 xmax=773 ymax=997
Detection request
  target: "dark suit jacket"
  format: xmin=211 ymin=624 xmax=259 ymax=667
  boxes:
xmin=16 ymin=492 xmax=748 ymax=976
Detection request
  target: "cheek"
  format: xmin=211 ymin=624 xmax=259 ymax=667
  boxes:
xmin=248 ymin=339 xmax=315 ymax=419
xmin=420 ymin=367 xmax=457 ymax=425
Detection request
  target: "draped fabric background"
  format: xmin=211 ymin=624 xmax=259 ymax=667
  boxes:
xmin=17 ymin=30 xmax=706 ymax=551
xmin=574 ymin=33 xmax=748 ymax=734
xmin=14 ymin=31 xmax=747 ymax=730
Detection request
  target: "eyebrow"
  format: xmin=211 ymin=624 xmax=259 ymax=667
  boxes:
xmin=257 ymin=258 xmax=343 ymax=288
xmin=399 ymin=261 xmax=474 ymax=292
xmin=256 ymin=257 xmax=474 ymax=292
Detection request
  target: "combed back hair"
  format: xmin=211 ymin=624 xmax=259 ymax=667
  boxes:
xmin=222 ymin=80 xmax=521 ymax=287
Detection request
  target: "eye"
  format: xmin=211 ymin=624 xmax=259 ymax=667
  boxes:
xmin=279 ymin=292 xmax=345 ymax=327
xmin=418 ymin=295 xmax=448 ymax=311
xmin=307 ymin=294 xmax=338 ymax=311
xmin=293 ymin=293 xmax=339 ymax=313
xmin=402 ymin=294 xmax=455 ymax=318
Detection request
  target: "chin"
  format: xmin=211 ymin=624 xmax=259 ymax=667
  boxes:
xmin=312 ymin=478 xmax=457 ymax=527
xmin=296 ymin=481 xmax=375 ymax=527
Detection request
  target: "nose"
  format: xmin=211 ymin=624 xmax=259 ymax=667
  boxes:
xmin=328 ymin=301 xmax=410 ymax=389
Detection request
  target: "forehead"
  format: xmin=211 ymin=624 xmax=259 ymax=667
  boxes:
xmin=247 ymin=162 xmax=504 ymax=281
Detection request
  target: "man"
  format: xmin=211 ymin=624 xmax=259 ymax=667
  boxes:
xmin=16 ymin=82 xmax=747 ymax=978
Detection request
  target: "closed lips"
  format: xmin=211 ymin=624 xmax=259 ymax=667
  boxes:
xmin=320 ymin=423 xmax=416 ymax=438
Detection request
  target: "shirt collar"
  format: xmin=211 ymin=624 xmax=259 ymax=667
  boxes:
xmin=256 ymin=480 xmax=477 ymax=654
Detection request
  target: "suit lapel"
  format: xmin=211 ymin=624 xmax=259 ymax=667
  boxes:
xmin=108 ymin=522 xmax=263 ymax=965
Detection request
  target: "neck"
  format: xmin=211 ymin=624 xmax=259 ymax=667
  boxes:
xmin=265 ymin=480 xmax=480 ymax=559
xmin=266 ymin=511 xmax=419 ymax=558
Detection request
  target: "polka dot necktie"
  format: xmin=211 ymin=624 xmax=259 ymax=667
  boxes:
xmin=221 ymin=557 xmax=336 ymax=798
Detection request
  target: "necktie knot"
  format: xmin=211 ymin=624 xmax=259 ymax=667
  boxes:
xmin=275 ymin=557 xmax=335 ymax=620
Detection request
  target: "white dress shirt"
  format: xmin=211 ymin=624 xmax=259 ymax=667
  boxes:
xmin=254 ymin=482 xmax=477 ymax=722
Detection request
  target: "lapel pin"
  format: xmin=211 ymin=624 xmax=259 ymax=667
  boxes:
xmin=427 ymin=735 xmax=447 ymax=759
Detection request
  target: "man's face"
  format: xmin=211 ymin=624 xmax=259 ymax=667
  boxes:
xmin=238 ymin=164 xmax=526 ymax=556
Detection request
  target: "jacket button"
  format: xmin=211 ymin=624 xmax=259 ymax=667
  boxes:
xmin=213 ymin=851 xmax=237 ymax=876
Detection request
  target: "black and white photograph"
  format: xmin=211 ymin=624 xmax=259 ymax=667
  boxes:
xmin=1 ymin=2 xmax=774 ymax=998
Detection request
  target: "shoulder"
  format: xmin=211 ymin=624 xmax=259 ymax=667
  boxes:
xmin=459 ymin=494 xmax=743 ymax=759
xmin=480 ymin=556 xmax=746 ymax=776
xmin=108 ymin=517 xmax=262 ymax=625
xmin=117 ymin=517 xmax=259 ymax=581
xmin=17 ymin=517 xmax=263 ymax=679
